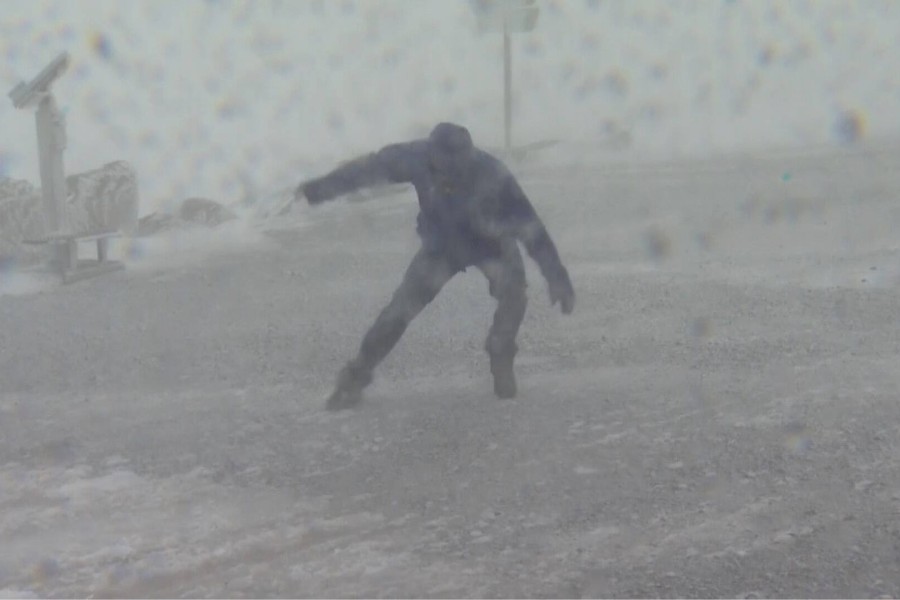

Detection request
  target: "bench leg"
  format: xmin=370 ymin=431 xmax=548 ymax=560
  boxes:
xmin=66 ymin=239 xmax=78 ymax=270
xmin=54 ymin=240 xmax=77 ymax=273
xmin=97 ymin=237 xmax=108 ymax=262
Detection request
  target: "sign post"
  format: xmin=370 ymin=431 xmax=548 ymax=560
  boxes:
xmin=503 ymin=21 xmax=512 ymax=152
xmin=471 ymin=0 xmax=540 ymax=154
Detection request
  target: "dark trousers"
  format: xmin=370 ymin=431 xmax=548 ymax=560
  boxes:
xmin=350 ymin=239 xmax=528 ymax=376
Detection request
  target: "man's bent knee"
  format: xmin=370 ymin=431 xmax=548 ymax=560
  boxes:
xmin=485 ymin=333 xmax=518 ymax=358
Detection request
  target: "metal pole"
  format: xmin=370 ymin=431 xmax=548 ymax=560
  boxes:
xmin=35 ymin=94 xmax=67 ymax=234
xmin=503 ymin=21 xmax=512 ymax=153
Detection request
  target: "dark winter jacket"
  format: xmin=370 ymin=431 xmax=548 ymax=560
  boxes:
xmin=302 ymin=140 xmax=569 ymax=284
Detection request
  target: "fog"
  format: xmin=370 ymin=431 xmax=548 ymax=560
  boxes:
xmin=2 ymin=1 xmax=900 ymax=597
xmin=2 ymin=0 xmax=899 ymax=211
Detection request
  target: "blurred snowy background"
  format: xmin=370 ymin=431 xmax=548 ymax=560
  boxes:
xmin=1 ymin=0 xmax=899 ymax=216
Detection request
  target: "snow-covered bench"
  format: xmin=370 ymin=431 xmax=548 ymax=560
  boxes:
xmin=23 ymin=229 xmax=124 ymax=283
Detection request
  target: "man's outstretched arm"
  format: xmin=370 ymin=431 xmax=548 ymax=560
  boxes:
xmin=500 ymin=176 xmax=575 ymax=314
xmin=298 ymin=142 xmax=419 ymax=204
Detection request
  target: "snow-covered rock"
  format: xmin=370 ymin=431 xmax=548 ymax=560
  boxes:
xmin=136 ymin=197 xmax=237 ymax=237
xmin=0 ymin=177 xmax=45 ymax=266
xmin=135 ymin=212 xmax=179 ymax=238
xmin=178 ymin=197 xmax=237 ymax=227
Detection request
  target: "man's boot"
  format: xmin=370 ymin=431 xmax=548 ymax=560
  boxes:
xmin=486 ymin=337 xmax=517 ymax=399
xmin=326 ymin=360 xmax=373 ymax=411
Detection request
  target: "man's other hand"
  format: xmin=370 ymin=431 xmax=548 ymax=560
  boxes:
xmin=548 ymin=271 xmax=575 ymax=315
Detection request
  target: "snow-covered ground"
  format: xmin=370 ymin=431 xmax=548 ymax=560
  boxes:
xmin=2 ymin=0 xmax=900 ymax=214
xmin=2 ymin=140 xmax=900 ymax=597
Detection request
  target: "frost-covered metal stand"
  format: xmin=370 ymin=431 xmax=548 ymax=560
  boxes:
xmin=9 ymin=52 xmax=124 ymax=284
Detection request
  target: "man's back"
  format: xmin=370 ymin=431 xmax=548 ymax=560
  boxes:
xmin=305 ymin=139 xmax=517 ymax=265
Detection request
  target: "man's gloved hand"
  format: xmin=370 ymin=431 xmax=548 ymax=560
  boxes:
xmin=296 ymin=179 xmax=327 ymax=205
xmin=548 ymin=268 xmax=575 ymax=315
xmin=293 ymin=183 xmax=307 ymax=204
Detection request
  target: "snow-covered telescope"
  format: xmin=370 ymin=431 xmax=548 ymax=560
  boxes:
xmin=8 ymin=51 xmax=70 ymax=109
